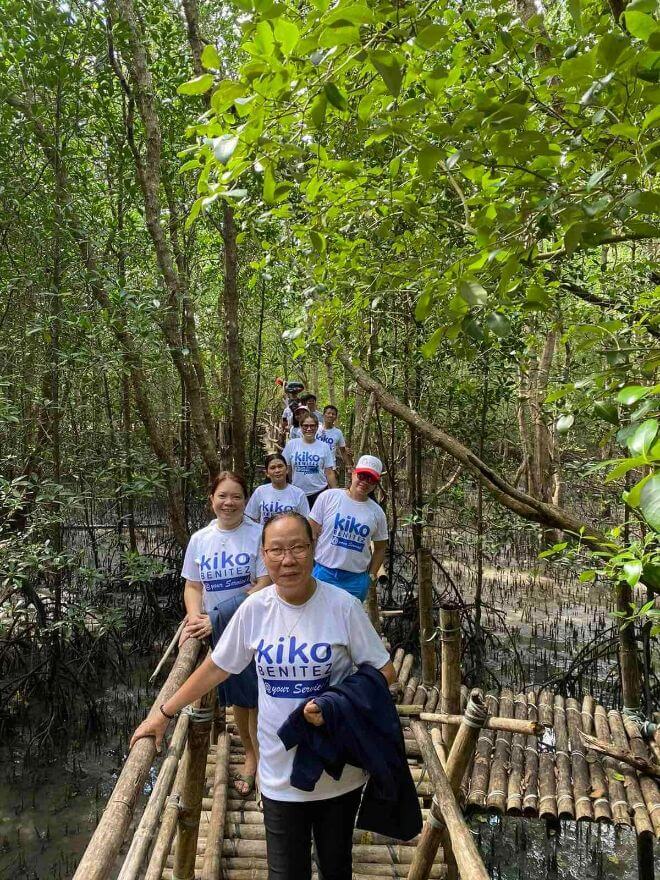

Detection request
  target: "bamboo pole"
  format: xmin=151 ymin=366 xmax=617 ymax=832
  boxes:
xmin=418 ymin=548 xmax=437 ymax=686
xmin=608 ymin=710 xmax=653 ymax=836
xmin=407 ymin=690 xmax=488 ymax=880
xmin=537 ymin=690 xmax=558 ymax=821
xmin=553 ymin=696 xmax=575 ymax=820
xmin=73 ymin=638 xmax=203 ymax=880
xmin=440 ymin=605 xmax=461 ymax=751
xmin=398 ymin=706 xmax=544 ymax=736
xmin=506 ymin=693 xmax=527 ymax=814
xmin=407 ymin=719 xmax=490 ymax=880
xmin=486 ymin=689 xmax=513 ymax=814
xmin=149 ymin=620 xmax=186 ymax=682
xmin=579 ymin=729 xmax=660 ymax=780
xmin=173 ymin=688 xmax=216 ymax=879
xmin=593 ymin=705 xmax=632 ymax=826
xmin=580 ymin=695 xmax=612 ymax=823
xmin=467 ymin=694 xmax=497 ymax=809
xmin=565 ymin=697 xmax=593 ymax=822
xmin=201 ymin=729 xmax=230 ymax=880
xmin=117 ymin=711 xmax=191 ymax=880
xmin=144 ymin=751 xmax=190 ymax=880
xmin=522 ymin=691 xmax=539 ymax=816
xmin=622 ymin=713 xmax=660 ymax=837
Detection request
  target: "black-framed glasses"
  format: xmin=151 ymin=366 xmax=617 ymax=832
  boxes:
xmin=263 ymin=543 xmax=312 ymax=561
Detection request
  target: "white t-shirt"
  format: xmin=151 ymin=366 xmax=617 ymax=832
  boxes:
xmin=316 ymin=427 xmax=346 ymax=465
xmin=283 ymin=406 xmax=324 ymax=426
xmin=181 ymin=519 xmax=266 ymax=611
xmin=245 ymin=483 xmax=310 ymax=524
xmin=290 ymin=426 xmax=302 ymax=439
xmin=310 ymin=489 xmax=388 ymax=573
xmin=211 ymin=580 xmax=390 ymax=801
xmin=282 ymin=439 xmax=334 ymax=496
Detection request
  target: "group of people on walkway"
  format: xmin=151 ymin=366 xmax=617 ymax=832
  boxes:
xmin=131 ymin=382 xmax=420 ymax=880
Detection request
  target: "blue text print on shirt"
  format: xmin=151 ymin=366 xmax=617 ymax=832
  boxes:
xmin=294 ymin=450 xmax=321 ymax=475
xmin=319 ymin=434 xmax=335 ymax=449
xmin=331 ymin=512 xmax=370 ymax=552
xmin=256 ymin=637 xmax=333 ymax=698
xmin=198 ymin=550 xmax=251 ymax=592
xmin=262 ymin=499 xmax=296 ymax=521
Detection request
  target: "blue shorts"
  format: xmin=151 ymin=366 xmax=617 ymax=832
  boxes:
xmin=313 ymin=563 xmax=370 ymax=602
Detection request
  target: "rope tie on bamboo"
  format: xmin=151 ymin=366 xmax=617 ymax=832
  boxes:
xmin=611 ymin=800 xmax=629 ymax=810
xmin=439 ymin=625 xmax=460 ymax=644
xmin=575 ymin=796 xmax=592 ymax=806
xmin=182 ymin=705 xmax=214 ymax=723
xmin=427 ymin=797 xmax=446 ymax=830
xmin=648 ymin=803 xmax=660 ymax=814
xmin=463 ymin=699 xmax=488 ymax=729
xmin=487 ymin=790 xmax=507 ymax=802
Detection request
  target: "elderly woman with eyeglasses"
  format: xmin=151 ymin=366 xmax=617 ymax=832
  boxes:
xmin=130 ymin=512 xmax=395 ymax=880
xmin=308 ymin=455 xmax=388 ymax=602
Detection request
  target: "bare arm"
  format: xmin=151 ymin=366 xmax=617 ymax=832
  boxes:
xmin=325 ymin=467 xmax=337 ymax=488
xmin=342 ymin=444 xmax=354 ymax=469
xmin=130 ymin=655 xmax=229 ymax=749
xmin=369 ymin=541 xmax=387 ymax=580
xmin=180 ymin=580 xmax=211 ymax=644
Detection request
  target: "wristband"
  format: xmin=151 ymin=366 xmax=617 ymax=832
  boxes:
xmin=160 ymin=704 xmax=176 ymax=720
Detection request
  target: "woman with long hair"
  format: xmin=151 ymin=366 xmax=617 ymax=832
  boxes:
xmin=179 ymin=471 xmax=270 ymax=795
xmin=246 ymin=453 xmax=310 ymax=524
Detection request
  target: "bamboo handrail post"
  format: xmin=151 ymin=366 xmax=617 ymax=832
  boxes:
xmin=407 ymin=719 xmax=490 ymax=880
xmin=439 ymin=605 xmax=461 ymax=751
xmin=144 ymin=751 xmax=190 ymax=880
xmin=173 ymin=688 xmax=216 ymax=879
xmin=201 ymin=729 xmax=231 ymax=880
xmin=117 ymin=711 xmax=191 ymax=880
xmin=72 ymin=638 xmax=203 ymax=880
xmin=407 ymin=691 xmax=487 ymax=880
xmin=417 ymin=548 xmax=437 ymax=686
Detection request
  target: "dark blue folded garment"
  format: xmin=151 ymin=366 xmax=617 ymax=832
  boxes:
xmin=278 ymin=664 xmax=422 ymax=841
xmin=208 ymin=593 xmax=257 ymax=709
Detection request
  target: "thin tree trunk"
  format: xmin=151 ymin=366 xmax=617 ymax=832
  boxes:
xmin=221 ymin=203 xmax=247 ymax=475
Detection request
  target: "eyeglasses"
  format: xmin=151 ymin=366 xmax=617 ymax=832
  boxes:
xmin=263 ymin=543 xmax=312 ymax=561
xmin=301 ymin=424 xmax=317 ymax=431
xmin=355 ymin=472 xmax=377 ymax=484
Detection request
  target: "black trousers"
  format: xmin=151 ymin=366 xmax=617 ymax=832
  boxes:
xmin=261 ymin=786 xmax=363 ymax=880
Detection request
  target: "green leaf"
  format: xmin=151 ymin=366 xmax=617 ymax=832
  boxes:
xmin=625 ymin=473 xmax=652 ymax=507
xmin=254 ymin=20 xmax=275 ymax=55
xmin=211 ymin=81 xmax=247 ymax=113
xmin=568 ymin=0 xmax=582 ymax=30
xmin=201 ymin=44 xmax=221 ymax=70
xmin=624 ymin=11 xmax=657 ymax=41
xmin=617 ymin=385 xmax=650 ymax=405
xmin=485 ymin=311 xmax=511 ymax=337
xmin=415 ymin=290 xmax=433 ymax=322
xmin=556 ymin=413 xmax=575 ymax=434
xmin=605 ymin=456 xmax=645 ymax=482
xmin=458 ymin=280 xmax=487 ymax=307
xmin=324 ymin=82 xmax=349 ymax=111
xmin=627 ymin=419 xmax=659 ymax=457
xmin=642 ymin=104 xmax=660 ymax=130
xmin=310 ymin=93 xmax=327 ymax=129
xmin=642 ymin=562 xmax=660 ymax=593
xmin=274 ymin=18 xmax=299 ymax=55
xmin=594 ymin=401 xmax=619 ymax=424
xmin=579 ymin=570 xmax=597 ymax=582
xmin=640 ymin=473 xmax=660 ymax=531
xmin=416 ymin=24 xmax=446 ymax=49
xmin=586 ymin=167 xmax=610 ymax=192
xmin=309 ymin=230 xmax=326 ymax=254
xmin=368 ymin=50 xmax=403 ymax=97
xmin=623 ymin=559 xmax=643 ymax=587
xmin=420 ymin=328 xmax=444 ymax=359
xmin=178 ymin=74 xmax=214 ymax=95
xmin=624 ymin=190 xmax=660 ymax=213
xmin=418 ymin=145 xmax=443 ymax=180
xmin=213 ymin=135 xmax=238 ymax=165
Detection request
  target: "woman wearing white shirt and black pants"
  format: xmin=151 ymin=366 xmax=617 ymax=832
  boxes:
xmin=131 ymin=512 xmax=395 ymax=880
xmin=282 ymin=411 xmax=336 ymax=508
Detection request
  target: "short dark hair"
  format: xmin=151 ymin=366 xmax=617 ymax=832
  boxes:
xmin=209 ymin=471 xmax=248 ymax=499
xmin=261 ymin=511 xmax=314 ymax=545
xmin=264 ymin=452 xmax=287 ymax=469
xmin=323 ymin=405 xmax=337 ymax=415
xmin=300 ymin=393 xmax=317 ymax=404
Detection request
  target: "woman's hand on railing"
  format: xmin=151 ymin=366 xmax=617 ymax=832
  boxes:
xmin=179 ymin=613 xmax=211 ymax=646
xmin=130 ymin=711 xmax=170 ymax=752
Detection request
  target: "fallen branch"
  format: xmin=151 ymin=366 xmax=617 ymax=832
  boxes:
xmin=579 ymin=730 xmax=660 ymax=780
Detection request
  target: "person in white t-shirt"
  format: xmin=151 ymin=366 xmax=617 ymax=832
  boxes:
xmin=179 ymin=471 xmax=270 ymax=796
xmin=316 ymin=404 xmax=353 ymax=470
xmin=246 ymin=453 xmax=310 ymax=524
xmin=288 ymin=404 xmax=308 ymax=440
xmin=130 ymin=512 xmax=395 ymax=880
xmin=282 ymin=411 xmax=336 ymax=507
xmin=309 ymin=455 xmax=388 ymax=602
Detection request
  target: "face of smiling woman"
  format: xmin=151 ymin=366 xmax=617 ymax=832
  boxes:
xmin=210 ymin=478 xmax=246 ymax=529
xmin=301 ymin=418 xmax=318 ymax=444
xmin=261 ymin=516 xmax=315 ymax=604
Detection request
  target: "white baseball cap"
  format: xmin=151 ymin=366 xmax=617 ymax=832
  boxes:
xmin=354 ymin=455 xmax=383 ymax=481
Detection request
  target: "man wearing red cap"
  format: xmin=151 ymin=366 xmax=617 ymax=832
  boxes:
xmin=309 ymin=455 xmax=388 ymax=601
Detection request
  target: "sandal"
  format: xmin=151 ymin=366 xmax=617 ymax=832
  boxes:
xmin=231 ymin=771 xmax=256 ymax=797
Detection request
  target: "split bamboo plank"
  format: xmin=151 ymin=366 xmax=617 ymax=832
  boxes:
xmin=580 ymin=695 xmax=612 ymax=824
xmin=537 ymin=690 xmax=558 ymax=821
xmin=506 ymin=693 xmax=527 ymax=815
xmin=608 ymin=711 xmax=653 ymax=837
xmin=486 ymin=689 xmax=513 ymax=814
xmin=622 ymin=713 xmax=660 ymax=837
xmin=553 ymin=697 xmax=575 ymax=820
xmin=145 ymin=751 xmax=190 ymax=880
xmin=565 ymin=698 xmax=593 ymax=822
xmin=522 ymin=692 xmax=539 ymax=817
xmin=73 ymin=637 xmax=203 ymax=880
xmin=593 ymin=705 xmax=632 ymax=827
xmin=467 ymin=694 xmax=497 ymax=809
xmin=403 ymin=677 xmax=419 ymax=706
xmin=398 ymin=653 xmax=415 ymax=691
xmin=393 ymin=647 xmax=405 ymax=676
xmin=201 ymin=729 xmax=230 ymax=880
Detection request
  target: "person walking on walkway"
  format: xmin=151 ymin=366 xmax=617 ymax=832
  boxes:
xmin=130 ymin=512 xmax=396 ymax=880
xmin=246 ymin=453 xmax=310 ymax=524
xmin=309 ymin=455 xmax=387 ymax=602
xmin=179 ymin=471 xmax=270 ymax=795
xmin=282 ymin=412 xmax=336 ymax=508
xmin=317 ymin=404 xmax=352 ymax=471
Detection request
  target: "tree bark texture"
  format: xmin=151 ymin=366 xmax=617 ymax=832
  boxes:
xmin=221 ymin=202 xmax=247 ymax=475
